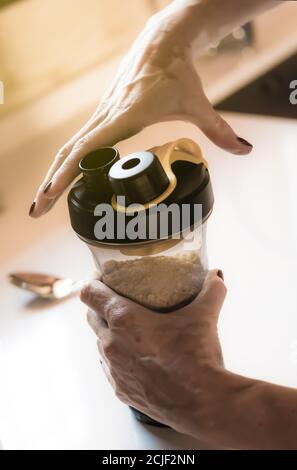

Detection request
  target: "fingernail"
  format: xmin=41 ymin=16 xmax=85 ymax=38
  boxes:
xmin=43 ymin=181 xmax=52 ymax=194
xmin=237 ymin=137 xmax=253 ymax=148
xmin=217 ymin=270 xmax=224 ymax=281
xmin=29 ymin=201 xmax=36 ymax=216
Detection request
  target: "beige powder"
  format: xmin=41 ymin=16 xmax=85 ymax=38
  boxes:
xmin=101 ymin=251 xmax=206 ymax=311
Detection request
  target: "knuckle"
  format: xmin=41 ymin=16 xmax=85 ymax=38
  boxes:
xmin=220 ymin=281 xmax=228 ymax=296
xmin=106 ymin=108 xmax=139 ymax=134
xmin=80 ymin=284 xmax=92 ymax=304
xmin=97 ymin=98 xmax=110 ymax=112
xmin=105 ymin=298 xmax=126 ymax=328
xmin=103 ymin=339 xmax=116 ymax=360
xmin=109 ymin=312 xmax=125 ymax=329
xmin=211 ymin=276 xmax=227 ymax=297
xmin=108 ymin=364 xmax=118 ymax=379
xmin=214 ymin=114 xmax=229 ymax=133
xmin=214 ymin=114 xmax=222 ymax=127
xmin=114 ymin=388 xmax=127 ymax=403
xmin=86 ymin=308 xmax=93 ymax=325
xmin=97 ymin=338 xmax=104 ymax=355
xmin=104 ymin=297 xmax=117 ymax=316
xmin=111 ymin=376 xmax=130 ymax=402
xmin=80 ymin=282 xmax=103 ymax=310
xmin=72 ymin=136 xmax=90 ymax=153
xmin=87 ymin=309 xmax=101 ymax=333
xmin=55 ymin=146 xmax=69 ymax=162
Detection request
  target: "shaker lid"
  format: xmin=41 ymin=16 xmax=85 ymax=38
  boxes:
xmin=68 ymin=139 xmax=214 ymax=244
xmin=110 ymin=138 xmax=209 ymax=214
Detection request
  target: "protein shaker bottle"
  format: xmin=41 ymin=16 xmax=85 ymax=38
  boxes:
xmin=68 ymin=138 xmax=214 ymax=425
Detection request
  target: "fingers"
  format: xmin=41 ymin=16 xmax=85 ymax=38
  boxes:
xmin=97 ymin=341 xmax=116 ymax=388
xmin=82 ymin=281 xmax=114 ymax=327
xmin=184 ymin=269 xmax=227 ymax=325
xmin=31 ymin=128 xmax=99 ymax=218
xmin=30 ymin=144 xmax=73 ymax=217
xmin=87 ymin=309 xmax=108 ymax=336
xmin=190 ymin=91 xmax=253 ymax=156
xmin=43 ymin=129 xmax=102 ymax=196
xmin=31 ymin=115 xmax=141 ymax=218
xmin=82 ymin=270 xmax=226 ymax=334
xmin=81 ymin=279 xmax=145 ymax=327
xmin=30 ymin=107 xmax=106 ymax=218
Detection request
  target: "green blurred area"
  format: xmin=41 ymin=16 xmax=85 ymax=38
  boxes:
xmin=0 ymin=0 xmax=20 ymax=8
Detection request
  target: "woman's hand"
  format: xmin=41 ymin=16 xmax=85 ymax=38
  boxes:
xmin=80 ymin=270 xmax=228 ymax=439
xmin=30 ymin=3 xmax=253 ymax=217
xmin=81 ymin=266 xmax=297 ymax=449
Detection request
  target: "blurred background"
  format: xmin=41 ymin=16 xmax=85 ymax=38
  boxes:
xmin=0 ymin=0 xmax=169 ymax=115
xmin=0 ymin=0 xmax=296 ymax=118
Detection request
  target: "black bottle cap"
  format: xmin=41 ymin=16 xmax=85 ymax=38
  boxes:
xmin=68 ymin=147 xmax=214 ymax=244
xmin=108 ymin=152 xmax=170 ymax=205
xmin=79 ymin=147 xmax=119 ymax=198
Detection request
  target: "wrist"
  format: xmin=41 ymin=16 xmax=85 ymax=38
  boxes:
xmin=171 ymin=365 xmax=256 ymax=447
xmin=145 ymin=0 xmax=229 ymax=67
xmin=188 ymin=365 xmax=229 ymax=440
xmin=148 ymin=0 xmax=280 ymax=64
xmin=189 ymin=367 xmax=259 ymax=448
xmin=162 ymin=364 xmax=227 ymax=440
xmin=144 ymin=2 xmax=203 ymax=68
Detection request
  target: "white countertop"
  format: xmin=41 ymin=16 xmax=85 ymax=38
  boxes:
xmin=0 ymin=112 xmax=297 ymax=450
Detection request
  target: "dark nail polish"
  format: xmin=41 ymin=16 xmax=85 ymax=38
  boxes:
xmin=43 ymin=181 xmax=52 ymax=194
xmin=217 ymin=270 xmax=224 ymax=281
xmin=29 ymin=201 xmax=36 ymax=216
xmin=237 ymin=137 xmax=253 ymax=148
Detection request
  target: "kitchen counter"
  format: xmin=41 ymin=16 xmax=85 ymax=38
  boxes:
xmin=0 ymin=112 xmax=297 ymax=449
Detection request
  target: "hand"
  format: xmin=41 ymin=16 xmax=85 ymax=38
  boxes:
xmin=80 ymin=270 xmax=227 ymax=439
xmin=31 ymin=4 xmax=252 ymax=217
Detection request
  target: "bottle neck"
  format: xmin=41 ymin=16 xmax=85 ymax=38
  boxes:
xmin=79 ymin=147 xmax=120 ymax=198
xmin=82 ymin=171 xmax=112 ymax=197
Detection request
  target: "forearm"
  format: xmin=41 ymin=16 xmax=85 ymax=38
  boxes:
xmin=189 ymin=368 xmax=297 ymax=449
xmin=150 ymin=0 xmax=281 ymax=61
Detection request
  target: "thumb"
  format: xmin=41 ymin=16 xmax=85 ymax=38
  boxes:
xmin=183 ymin=269 xmax=227 ymax=326
xmin=191 ymin=91 xmax=253 ymax=155
xmin=80 ymin=279 xmax=117 ymax=324
xmin=80 ymin=279 xmax=144 ymax=325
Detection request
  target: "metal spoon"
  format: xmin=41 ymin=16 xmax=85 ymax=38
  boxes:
xmin=8 ymin=272 xmax=85 ymax=300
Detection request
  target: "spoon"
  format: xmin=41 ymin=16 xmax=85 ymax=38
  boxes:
xmin=8 ymin=272 xmax=85 ymax=300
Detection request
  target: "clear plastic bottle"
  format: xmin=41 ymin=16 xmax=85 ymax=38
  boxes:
xmin=68 ymin=139 xmax=214 ymax=425
xmin=87 ymin=221 xmax=208 ymax=312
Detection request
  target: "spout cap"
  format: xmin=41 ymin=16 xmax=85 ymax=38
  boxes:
xmin=108 ymin=152 xmax=169 ymax=205
xmin=79 ymin=147 xmax=119 ymax=195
